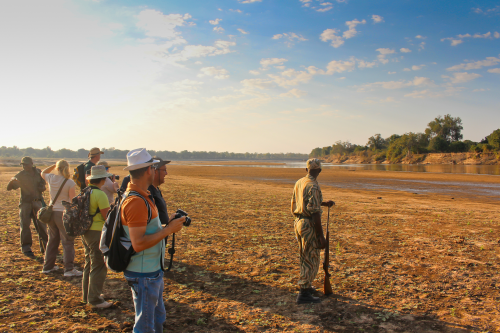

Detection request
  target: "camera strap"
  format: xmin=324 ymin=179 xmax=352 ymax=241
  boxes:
xmin=166 ymin=233 xmax=175 ymax=271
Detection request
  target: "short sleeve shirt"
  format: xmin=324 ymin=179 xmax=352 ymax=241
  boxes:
xmin=120 ymin=183 xmax=159 ymax=228
xmin=42 ymin=173 xmax=76 ymax=212
xmin=84 ymin=161 xmax=95 ymax=177
xmin=291 ymin=174 xmax=323 ymax=217
xmin=89 ymin=186 xmax=110 ymax=231
xmin=15 ymin=168 xmax=45 ymax=203
xmin=101 ymin=178 xmax=117 ymax=204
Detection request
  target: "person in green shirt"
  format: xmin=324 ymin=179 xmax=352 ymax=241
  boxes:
xmin=81 ymin=165 xmax=112 ymax=309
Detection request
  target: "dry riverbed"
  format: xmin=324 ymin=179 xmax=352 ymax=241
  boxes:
xmin=0 ymin=165 xmax=499 ymax=332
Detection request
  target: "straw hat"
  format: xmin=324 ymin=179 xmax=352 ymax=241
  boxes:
xmin=88 ymin=147 xmax=104 ymax=158
xmin=97 ymin=161 xmax=109 ymax=168
xmin=86 ymin=165 xmax=113 ymax=180
xmin=124 ymin=148 xmax=159 ymax=171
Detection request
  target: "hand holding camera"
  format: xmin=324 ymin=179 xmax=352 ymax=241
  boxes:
xmin=108 ymin=174 xmax=120 ymax=182
xmin=174 ymin=209 xmax=192 ymax=226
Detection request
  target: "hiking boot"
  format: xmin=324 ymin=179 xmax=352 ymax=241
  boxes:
xmin=296 ymin=288 xmax=321 ymax=304
xmin=23 ymin=251 xmax=36 ymax=259
xmin=91 ymin=301 xmax=112 ymax=309
xmin=42 ymin=265 xmax=60 ymax=274
xmin=306 ymin=286 xmax=318 ymax=294
xmin=64 ymin=269 xmax=83 ymax=277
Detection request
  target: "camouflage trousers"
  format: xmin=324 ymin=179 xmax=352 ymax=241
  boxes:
xmin=294 ymin=217 xmax=320 ymax=289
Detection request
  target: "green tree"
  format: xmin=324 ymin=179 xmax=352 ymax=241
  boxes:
xmin=386 ymin=134 xmax=401 ymax=146
xmin=310 ymin=147 xmax=322 ymax=158
xmin=487 ymin=129 xmax=500 ymax=149
xmin=428 ymin=136 xmax=449 ymax=152
xmin=366 ymin=134 xmax=385 ymax=151
xmin=331 ymin=140 xmax=357 ymax=155
xmin=321 ymin=146 xmax=331 ymax=156
xmin=386 ymin=132 xmax=426 ymax=161
xmin=425 ymin=114 xmax=463 ymax=142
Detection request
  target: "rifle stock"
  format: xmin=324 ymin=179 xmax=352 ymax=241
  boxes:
xmin=323 ymin=206 xmax=333 ymax=295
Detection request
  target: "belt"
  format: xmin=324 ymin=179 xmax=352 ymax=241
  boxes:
xmin=297 ymin=214 xmax=312 ymax=220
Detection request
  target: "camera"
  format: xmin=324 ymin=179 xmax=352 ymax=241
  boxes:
xmin=108 ymin=175 xmax=120 ymax=180
xmin=174 ymin=209 xmax=191 ymax=226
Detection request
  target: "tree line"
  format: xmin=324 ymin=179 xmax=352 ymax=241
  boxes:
xmin=0 ymin=146 xmax=308 ymax=161
xmin=310 ymin=114 xmax=500 ymax=162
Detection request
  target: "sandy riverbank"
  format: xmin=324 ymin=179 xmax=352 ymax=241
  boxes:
xmin=0 ymin=165 xmax=498 ymax=332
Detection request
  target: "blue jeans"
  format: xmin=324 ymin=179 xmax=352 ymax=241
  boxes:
xmin=125 ymin=271 xmax=166 ymax=333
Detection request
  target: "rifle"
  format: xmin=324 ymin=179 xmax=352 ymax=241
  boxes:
xmin=323 ymin=205 xmax=333 ymax=295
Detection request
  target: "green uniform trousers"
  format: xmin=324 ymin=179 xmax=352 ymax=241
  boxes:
xmin=81 ymin=230 xmax=107 ymax=305
xmin=19 ymin=202 xmax=48 ymax=254
xmin=294 ymin=217 xmax=320 ymax=289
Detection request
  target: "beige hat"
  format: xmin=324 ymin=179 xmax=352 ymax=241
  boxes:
xmin=97 ymin=161 xmax=109 ymax=168
xmin=88 ymin=147 xmax=104 ymax=158
xmin=124 ymin=148 xmax=159 ymax=171
xmin=86 ymin=165 xmax=113 ymax=180
xmin=306 ymin=158 xmax=322 ymax=170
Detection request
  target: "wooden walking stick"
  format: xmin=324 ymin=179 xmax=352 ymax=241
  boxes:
xmin=323 ymin=205 xmax=333 ymax=295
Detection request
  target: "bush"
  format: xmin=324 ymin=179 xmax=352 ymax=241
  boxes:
xmin=428 ymin=136 xmax=449 ymax=152
xmin=374 ymin=153 xmax=386 ymax=162
xmin=487 ymin=129 xmax=500 ymax=149
xmin=470 ymin=145 xmax=482 ymax=153
xmin=448 ymin=141 xmax=467 ymax=153
xmin=482 ymin=144 xmax=494 ymax=153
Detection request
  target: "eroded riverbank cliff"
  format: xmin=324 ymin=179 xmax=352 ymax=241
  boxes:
xmin=324 ymin=152 xmax=500 ymax=165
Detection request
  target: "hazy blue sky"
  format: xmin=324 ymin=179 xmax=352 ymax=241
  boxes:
xmin=1 ymin=0 xmax=499 ymax=153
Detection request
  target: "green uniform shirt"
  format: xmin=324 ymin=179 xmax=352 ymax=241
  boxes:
xmin=84 ymin=161 xmax=95 ymax=177
xmin=88 ymin=186 xmax=110 ymax=231
xmin=291 ymin=174 xmax=323 ymax=217
xmin=14 ymin=168 xmax=45 ymax=203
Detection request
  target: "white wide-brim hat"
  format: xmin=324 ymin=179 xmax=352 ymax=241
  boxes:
xmin=124 ymin=148 xmax=160 ymax=171
xmin=86 ymin=165 xmax=113 ymax=180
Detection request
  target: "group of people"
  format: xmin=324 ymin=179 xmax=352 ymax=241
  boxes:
xmin=7 ymin=147 xmax=185 ymax=332
xmin=7 ymin=147 xmax=333 ymax=331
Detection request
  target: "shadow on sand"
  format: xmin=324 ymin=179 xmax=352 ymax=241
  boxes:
xmin=165 ymin=262 xmax=480 ymax=332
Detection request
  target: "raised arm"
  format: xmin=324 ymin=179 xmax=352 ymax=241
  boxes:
xmin=41 ymin=164 xmax=56 ymax=175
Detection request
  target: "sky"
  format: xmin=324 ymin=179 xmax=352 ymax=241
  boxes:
xmin=1 ymin=0 xmax=499 ymax=154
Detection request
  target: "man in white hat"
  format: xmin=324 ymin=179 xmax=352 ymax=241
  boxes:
xmin=120 ymin=148 xmax=185 ymax=331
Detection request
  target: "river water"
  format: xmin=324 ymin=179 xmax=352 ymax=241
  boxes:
xmin=200 ymin=162 xmax=500 ymax=175
xmin=194 ymin=162 xmax=500 ymax=199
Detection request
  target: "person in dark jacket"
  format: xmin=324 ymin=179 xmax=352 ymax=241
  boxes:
xmin=6 ymin=157 xmax=48 ymax=258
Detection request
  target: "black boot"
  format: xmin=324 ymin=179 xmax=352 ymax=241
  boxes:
xmin=306 ymin=286 xmax=317 ymax=294
xmin=296 ymin=288 xmax=321 ymax=304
